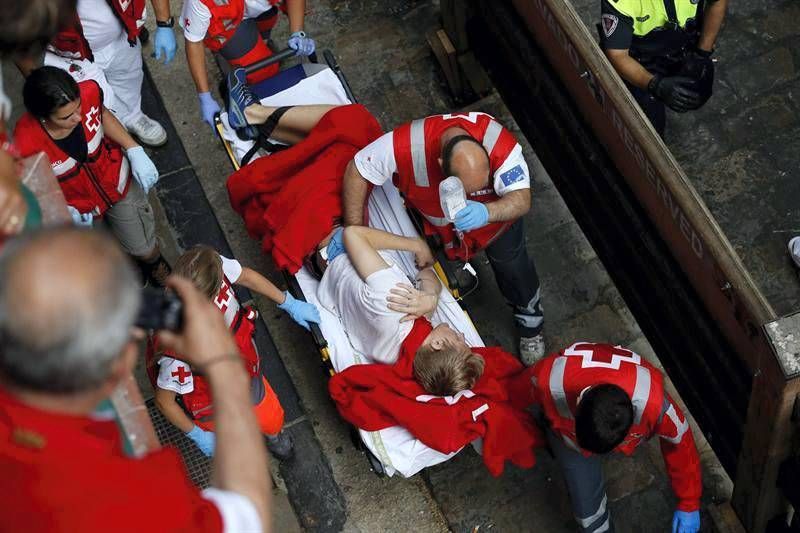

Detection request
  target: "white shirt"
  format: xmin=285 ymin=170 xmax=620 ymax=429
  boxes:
xmin=317 ymin=252 xmax=413 ymax=365
xmin=76 ymin=0 xmax=129 ymax=51
xmin=157 ymin=254 xmax=244 ymax=393
xmin=354 ymin=131 xmax=531 ymax=197
xmin=180 ymin=0 xmax=275 ymax=42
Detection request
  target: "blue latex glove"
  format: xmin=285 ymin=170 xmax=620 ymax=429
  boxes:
xmin=152 ymin=27 xmax=177 ymax=65
xmin=287 ymin=30 xmax=315 ymax=56
xmin=325 ymin=227 xmax=345 ymax=263
xmin=672 ymin=510 xmax=700 ymax=533
xmin=126 ymin=146 xmax=159 ymax=193
xmin=278 ymin=291 xmax=321 ymax=330
xmin=186 ymin=425 xmax=215 ymax=457
xmin=454 ymin=200 xmax=489 ymax=232
xmin=198 ymin=92 xmax=221 ymax=128
xmin=67 ymin=205 xmax=93 ymax=227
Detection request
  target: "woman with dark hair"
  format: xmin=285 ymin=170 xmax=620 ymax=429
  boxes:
xmin=13 ymin=66 xmax=170 ymax=286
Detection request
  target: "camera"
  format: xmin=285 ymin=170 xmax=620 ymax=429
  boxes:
xmin=135 ymin=286 xmax=183 ymax=332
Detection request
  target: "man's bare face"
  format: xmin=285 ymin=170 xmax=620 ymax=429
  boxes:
xmin=422 ymin=323 xmax=469 ymax=352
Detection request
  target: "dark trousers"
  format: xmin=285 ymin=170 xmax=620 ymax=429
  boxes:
xmin=484 ymin=218 xmax=543 ymax=337
xmin=627 ymin=82 xmax=666 ymax=137
xmin=547 ymin=430 xmax=614 ymax=533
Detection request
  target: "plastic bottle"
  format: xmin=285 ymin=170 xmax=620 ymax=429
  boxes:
xmin=439 ymin=176 xmax=467 ymax=221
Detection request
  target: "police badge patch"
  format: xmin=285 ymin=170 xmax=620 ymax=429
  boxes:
xmin=602 ymin=13 xmax=619 ymax=37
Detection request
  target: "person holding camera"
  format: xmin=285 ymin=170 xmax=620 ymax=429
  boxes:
xmin=0 ymin=227 xmax=272 ymax=532
xmin=14 ymin=66 xmax=171 ymax=286
xmin=599 ymin=0 xmax=727 ymax=135
xmin=150 ymin=244 xmax=320 ymax=461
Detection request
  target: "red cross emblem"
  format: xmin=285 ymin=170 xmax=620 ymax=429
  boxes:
xmin=214 ymin=279 xmax=233 ymax=314
xmin=171 ymin=365 xmax=192 ymax=384
xmin=85 ymin=106 xmax=101 ymax=133
xmin=564 ymin=343 xmax=640 ymax=370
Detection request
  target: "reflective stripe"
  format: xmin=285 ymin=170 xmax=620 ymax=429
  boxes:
xmin=410 ymin=119 xmax=429 ymax=187
xmin=631 ymin=365 xmax=651 ymax=424
xmin=562 ymin=434 xmax=582 ymax=453
xmin=576 ymin=494 xmax=608 ymax=528
xmin=86 ymin=128 xmax=103 ymax=155
xmin=482 ymin=120 xmax=503 ymax=155
xmin=422 ymin=212 xmax=450 ymax=227
xmin=117 ymin=156 xmax=130 ymax=194
xmin=593 ymin=517 xmax=611 ymax=533
xmin=53 ymin=157 xmax=78 ymax=176
xmin=549 ymin=356 xmax=572 ymax=419
xmin=659 ymin=403 xmax=690 ymax=444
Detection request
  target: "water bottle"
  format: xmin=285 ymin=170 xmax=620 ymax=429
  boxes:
xmin=439 ymin=176 xmax=467 ymax=222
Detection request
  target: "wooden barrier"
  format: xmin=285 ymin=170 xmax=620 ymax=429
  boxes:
xmin=443 ymin=0 xmax=800 ymax=530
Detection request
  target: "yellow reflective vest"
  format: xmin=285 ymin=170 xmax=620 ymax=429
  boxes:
xmin=611 ymin=0 xmax=700 ymax=37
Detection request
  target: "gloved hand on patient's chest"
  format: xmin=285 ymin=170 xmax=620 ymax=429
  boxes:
xmin=278 ymin=291 xmax=321 ymax=330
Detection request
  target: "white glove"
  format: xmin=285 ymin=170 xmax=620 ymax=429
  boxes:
xmin=67 ymin=205 xmax=93 ymax=227
xmin=126 ymin=146 xmax=159 ymax=193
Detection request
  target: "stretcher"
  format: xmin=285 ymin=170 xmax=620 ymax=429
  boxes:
xmin=214 ymin=51 xmax=484 ymax=477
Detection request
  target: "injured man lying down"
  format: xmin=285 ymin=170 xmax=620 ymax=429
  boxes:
xmin=316 ymin=224 xmax=543 ymax=476
xmin=222 ymin=90 xmax=543 ymax=475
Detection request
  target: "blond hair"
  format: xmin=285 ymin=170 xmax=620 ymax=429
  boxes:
xmin=173 ymin=245 xmax=223 ymax=300
xmin=413 ymin=344 xmax=485 ymax=396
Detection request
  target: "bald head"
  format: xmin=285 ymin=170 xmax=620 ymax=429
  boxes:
xmin=0 ymin=227 xmax=141 ymax=393
xmin=440 ymin=130 xmax=490 ymax=194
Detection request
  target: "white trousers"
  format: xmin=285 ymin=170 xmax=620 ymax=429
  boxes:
xmin=45 ymin=32 xmax=144 ymax=126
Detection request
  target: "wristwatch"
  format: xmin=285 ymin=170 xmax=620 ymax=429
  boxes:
xmin=156 ymin=16 xmax=174 ymax=28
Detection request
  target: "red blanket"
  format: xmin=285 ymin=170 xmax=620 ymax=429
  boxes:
xmin=227 ymin=104 xmax=382 ymax=273
xmin=328 ymin=318 xmax=543 ymax=476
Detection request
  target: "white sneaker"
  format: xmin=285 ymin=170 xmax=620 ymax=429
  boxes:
xmin=126 ymin=114 xmax=167 ymax=147
xmin=519 ymin=334 xmax=546 ymax=367
xmin=789 ymin=237 xmax=800 ymax=268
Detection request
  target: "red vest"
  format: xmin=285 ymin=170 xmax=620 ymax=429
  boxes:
xmin=148 ymin=277 xmax=261 ymax=420
xmin=182 ymin=305 xmax=260 ymax=419
xmin=50 ymin=0 xmax=146 ymax=61
xmin=200 ymin=0 xmax=282 ymax=52
xmin=0 ymin=388 xmax=223 ymax=532
xmin=14 ymin=80 xmax=130 ymax=218
xmin=533 ymin=342 xmax=667 ymax=456
xmin=392 ymin=112 xmax=519 ymax=260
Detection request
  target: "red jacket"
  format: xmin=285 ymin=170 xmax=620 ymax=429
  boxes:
xmin=529 ymin=342 xmax=702 ymax=512
xmin=14 ymin=80 xmax=130 ymax=218
xmin=227 ymin=104 xmax=383 ymax=273
xmin=0 ymin=388 xmax=222 ymax=532
xmin=50 ymin=0 xmax=146 ymax=61
xmin=392 ymin=113 xmax=520 ymax=260
xmin=328 ymin=318 xmax=543 ymax=476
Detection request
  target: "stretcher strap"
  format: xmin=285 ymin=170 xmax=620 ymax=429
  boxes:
xmin=240 ymin=106 xmax=294 ymax=166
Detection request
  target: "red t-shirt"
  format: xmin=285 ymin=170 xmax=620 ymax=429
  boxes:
xmin=0 ymin=387 xmax=223 ymax=532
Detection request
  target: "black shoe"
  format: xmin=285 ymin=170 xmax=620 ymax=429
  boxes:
xmin=266 ymin=431 xmax=294 ymax=461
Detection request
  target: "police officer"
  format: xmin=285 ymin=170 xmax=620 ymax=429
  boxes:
xmin=600 ymin=0 xmax=728 ymax=135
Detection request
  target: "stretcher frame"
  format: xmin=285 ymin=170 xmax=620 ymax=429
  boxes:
xmin=212 ymin=49 xmax=478 ymax=476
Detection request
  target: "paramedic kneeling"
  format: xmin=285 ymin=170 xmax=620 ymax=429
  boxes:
xmin=529 ymin=342 xmax=702 ymax=533
xmin=0 ymin=228 xmax=271 ymax=532
xmin=342 ymin=112 xmax=545 ymax=365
